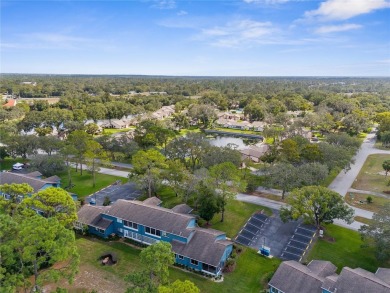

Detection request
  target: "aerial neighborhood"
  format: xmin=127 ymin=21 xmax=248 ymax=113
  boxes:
xmin=1 ymin=76 xmax=390 ymax=293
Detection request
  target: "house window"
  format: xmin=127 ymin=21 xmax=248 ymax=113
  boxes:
xmin=190 ymin=259 xmax=198 ymax=266
xmin=176 ymin=254 xmax=184 ymax=260
xmin=123 ymin=220 xmax=138 ymax=230
xmin=96 ymin=228 xmax=105 ymax=234
xmin=145 ymin=226 xmax=161 ymax=237
xmin=202 ymin=263 xmax=216 ymax=273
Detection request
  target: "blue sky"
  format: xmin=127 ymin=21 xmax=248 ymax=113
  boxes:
xmin=1 ymin=0 xmax=389 ymax=76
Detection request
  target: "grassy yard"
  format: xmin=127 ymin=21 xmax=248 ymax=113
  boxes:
xmin=75 ymin=237 xmax=280 ymax=293
xmin=157 ymin=185 xmax=272 ymax=238
xmin=0 ymin=157 xmax=26 ymax=171
xmin=354 ymin=216 xmax=373 ymax=225
xmin=345 ymin=192 xmax=390 ymax=213
xmin=306 ymin=224 xmax=388 ymax=273
xmin=58 ymin=169 xmax=126 ymax=198
xmin=101 ymin=127 xmax=135 ymax=135
xmin=352 ymin=154 xmax=390 ymax=193
xmin=210 ymin=200 xmax=272 ymax=238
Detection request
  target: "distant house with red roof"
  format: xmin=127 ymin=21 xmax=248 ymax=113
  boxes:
xmin=2 ymin=99 xmax=17 ymax=108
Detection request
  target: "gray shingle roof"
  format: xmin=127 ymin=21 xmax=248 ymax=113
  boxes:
xmin=376 ymin=268 xmax=390 ymax=285
xmin=0 ymin=172 xmax=56 ymax=192
xmin=104 ymin=199 xmax=195 ymax=237
xmin=143 ymin=196 xmax=162 ymax=206
xmin=171 ymin=204 xmax=193 ymax=214
xmin=25 ymin=171 xmax=43 ymax=177
xmin=45 ymin=175 xmax=61 ymax=182
xmin=268 ymin=261 xmax=327 ymax=293
xmin=77 ymin=205 xmax=111 ymax=229
xmin=333 ymin=267 xmax=390 ymax=293
xmin=307 ymin=260 xmax=337 ymax=278
xmin=171 ymin=228 xmax=232 ymax=267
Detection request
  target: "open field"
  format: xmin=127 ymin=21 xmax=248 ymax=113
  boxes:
xmin=48 ymin=237 xmax=280 ymax=293
xmin=306 ymin=224 xmax=389 ymax=273
xmin=58 ymin=169 xmax=126 ymax=199
xmin=345 ymin=192 xmax=390 ymax=213
xmin=352 ymin=154 xmax=390 ymax=193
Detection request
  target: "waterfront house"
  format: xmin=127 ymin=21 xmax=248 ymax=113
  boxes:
xmin=76 ymin=199 xmax=233 ymax=276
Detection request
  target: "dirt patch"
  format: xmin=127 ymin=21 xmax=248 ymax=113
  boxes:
xmin=250 ymin=191 xmax=285 ymax=202
xmin=322 ymin=236 xmax=336 ymax=243
xmin=43 ymin=263 xmax=127 ymax=293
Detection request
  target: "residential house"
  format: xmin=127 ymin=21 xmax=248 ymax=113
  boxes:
xmin=269 ymin=260 xmax=390 ymax=293
xmin=0 ymin=171 xmax=61 ymax=199
xmin=2 ymin=99 xmax=17 ymax=108
xmin=251 ymin=121 xmax=266 ymax=132
xmin=240 ymin=144 xmax=270 ymax=163
xmin=76 ymin=199 xmax=233 ymax=276
xmin=151 ymin=105 xmax=175 ymax=120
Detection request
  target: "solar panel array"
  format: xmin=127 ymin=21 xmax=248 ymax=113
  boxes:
xmin=235 ymin=213 xmax=269 ymax=247
xmin=281 ymin=224 xmax=317 ymax=262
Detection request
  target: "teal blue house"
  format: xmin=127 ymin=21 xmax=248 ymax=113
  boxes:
xmin=0 ymin=171 xmax=61 ymax=196
xmin=76 ymin=199 xmax=233 ymax=276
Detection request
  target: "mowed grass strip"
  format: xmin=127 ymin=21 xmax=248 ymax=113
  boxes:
xmin=345 ymin=193 xmax=390 ymax=213
xmin=76 ymin=237 xmax=280 ymax=293
xmin=58 ymin=169 xmax=126 ymax=198
xmin=306 ymin=224 xmax=388 ymax=273
xmin=352 ymin=154 xmax=390 ymax=193
xmin=0 ymin=157 xmax=26 ymax=171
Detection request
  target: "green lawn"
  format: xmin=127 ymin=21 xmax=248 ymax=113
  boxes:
xmin=0 ymin=157 xmax=26 ymax=171
xmin=306 ymin=224 xmax=388 ymax=273
xmin=156 ymin=185 xmax=272 ymax=239
xmin=210 ymin=200 xmax=272 ymax=238
xmin=58 ymin=169 xmax=126 ymax=198
xmin=345 ymin=192 xmax=390 ymax=213
xmin=352 ymin=154 xmax=390 ymax=193
xmin=101 ymin=127 xmax=135 ymax=135
xmin=76 ymin=237 xmax=280 ymax=293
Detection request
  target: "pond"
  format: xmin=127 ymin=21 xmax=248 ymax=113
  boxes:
xmin=208 ymin=136 xmax=260 ymax=150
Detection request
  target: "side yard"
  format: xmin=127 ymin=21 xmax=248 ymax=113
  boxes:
xmin=306 ymin=224 xmax=389 ymax=273
xmin=49 ymin=237 xmax=280 ymax=293
xmin=352 ymin=154 xmax=390 ymax=193
xmin=58 ymin=170 xmax=126 ymax=199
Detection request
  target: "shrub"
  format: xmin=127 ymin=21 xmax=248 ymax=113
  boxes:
xmin=366 ymin=196 xmax=373 ymax=204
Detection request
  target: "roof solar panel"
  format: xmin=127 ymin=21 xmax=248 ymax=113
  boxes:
xmin=244 ymin=224 xmax=259 ymax=234
xmin=249 ymin=218 xmax=264 ymax=228
xmin=291 ymin=234 xmax=311 ymax=244
xmin=281 ymin=252 xmax=301 ymax=261
xmin=285 ymin=246 xmax=304 ymax=256
xmin=296 ymin=227 xmax=316 ymax=238
xmin=253 ymin=213 xmax=268 ymax=222
xmin=288 ymin=240 xmax=308 ymax=250
xmin=299 ymin=224 xmax=317 ymax=232
xmin=240 ymin=230 xmax=256 ymax=240
xmin=235 ymin=236 xmax=251 ymax=246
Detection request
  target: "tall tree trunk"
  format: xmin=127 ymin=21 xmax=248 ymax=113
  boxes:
xmin=282 ymin=189 xmax=286 ymax=200
xmin=92 ymin=159 xmax=96 ymax=187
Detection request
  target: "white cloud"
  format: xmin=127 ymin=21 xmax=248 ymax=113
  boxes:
xmin=198 ymin=20 xmax=277 ymax=47
xmin=152 ymin=0 xmax=176 ymax=9
xmin=243 ymin=0 xmax=290 ymax=4
xmin=177 ymin=10 xmax=188 ymax=16
xmin=305 ymin=0 xmax=390 ymax=20
xmin=315 ymin=23 xmax=362 ymax=33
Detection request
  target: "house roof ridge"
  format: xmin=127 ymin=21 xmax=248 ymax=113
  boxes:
xmin=114 ymin=199 xmax=195 ymax=219
xmin=343 ymin=267 xmax=390 ymax=288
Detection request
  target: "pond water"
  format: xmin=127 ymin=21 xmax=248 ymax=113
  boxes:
xmin=208 ymin=136 xmax=260 ymax=150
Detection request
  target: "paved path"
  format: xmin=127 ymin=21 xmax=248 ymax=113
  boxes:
xmin=237 ymin=130 xmax=390 ymax=231
xmin=348 ymin=188 xmax=390 ymax=198
xmin=70 ymin=163 xmax=130 ymax=178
